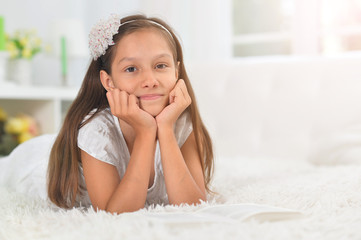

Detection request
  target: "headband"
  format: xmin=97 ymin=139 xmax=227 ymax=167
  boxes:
xmin=88 ymin=14 xmax=173 ymax=60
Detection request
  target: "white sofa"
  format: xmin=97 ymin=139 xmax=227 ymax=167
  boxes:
xmin=188 ymin=54 xmax=361 ymax=163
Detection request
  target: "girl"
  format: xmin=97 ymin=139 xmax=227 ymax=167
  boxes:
xmin=47 ymin=14 xmax=214 ymax=213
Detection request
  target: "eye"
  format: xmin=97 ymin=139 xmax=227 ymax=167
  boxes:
xmin=156 ymin=63 xmax=167 ymax=69
xmin=125 ymin=66 xmax=137 ymax=73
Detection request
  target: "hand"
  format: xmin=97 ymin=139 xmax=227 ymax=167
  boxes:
xmin=106 ymin=88 xmax=157 ymax=135
xmin=156 ymin=79 xmax=192 ymax=129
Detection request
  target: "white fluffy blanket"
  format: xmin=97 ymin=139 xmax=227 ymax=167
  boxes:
xmin=1 ymin=156 xmax=361 ymax=240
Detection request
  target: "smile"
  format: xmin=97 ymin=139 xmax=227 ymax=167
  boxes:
xmin=139 ymin=94 xmax=163 ymax=101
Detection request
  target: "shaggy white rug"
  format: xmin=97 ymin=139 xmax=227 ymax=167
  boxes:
xmin=1 ymin=157 xmax=361 ymax=240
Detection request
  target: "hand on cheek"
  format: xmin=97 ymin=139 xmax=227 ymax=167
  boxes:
xmin=106 ymin=88 xmax=157 ymax=135
xmin=155 ymin=79 xmax=192 ymax=129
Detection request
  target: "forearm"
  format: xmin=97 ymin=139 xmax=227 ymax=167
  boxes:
xmin=106 ymin=133 xmax=156 ymax=213
xmin=158 ymin=127 xmax=206 ymax=205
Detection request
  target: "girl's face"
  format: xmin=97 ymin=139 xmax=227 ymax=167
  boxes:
xmin=107 ymin=29 xmax=178 ymax=117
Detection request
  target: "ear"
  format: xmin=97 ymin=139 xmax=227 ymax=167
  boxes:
xmin=100 ymin=70 xmax=115 ymax=90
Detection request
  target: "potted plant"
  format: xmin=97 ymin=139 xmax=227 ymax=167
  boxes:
xmin=6 ymin=29 xmax=42 ymax=85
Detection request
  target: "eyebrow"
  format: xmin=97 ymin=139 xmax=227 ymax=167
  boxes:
xmin=117 ymin=53 xmax=172 ymax=65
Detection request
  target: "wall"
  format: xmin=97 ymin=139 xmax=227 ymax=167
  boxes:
xmin=0 ymin=0 xmax=232 ymax=87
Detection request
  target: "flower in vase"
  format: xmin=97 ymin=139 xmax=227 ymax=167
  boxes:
xmin=6 ymin=29 xmax=42 ymax=60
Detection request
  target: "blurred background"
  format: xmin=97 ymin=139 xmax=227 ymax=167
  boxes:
xmin=0 ymin=0 xmax=232 ymax=87
xmin=1 ymin=0 xmax=361 ymax=86
xmin=1 ymin=0 xmax=361 ymax=157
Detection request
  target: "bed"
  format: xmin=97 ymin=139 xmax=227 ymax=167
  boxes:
xmin=1 ymin=55 xmax=361 ymax=239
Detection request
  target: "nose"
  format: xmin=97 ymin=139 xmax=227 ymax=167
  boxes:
xmin=140 ymin=69 xmax=159 ymax=88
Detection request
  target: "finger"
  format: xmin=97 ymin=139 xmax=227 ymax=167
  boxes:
xmin=112 ymin=88 xmax=123 ymax=115
xmin=178 ymin=79 xmax=192 ymax=104
xmin=175 ymin=80 xmax=187 ymax=98
xmin=119 ymin=91 xmax=129 ymax=114
xmin=108 ymin=89 xmax=124 ymax=116
xmin=106 ymin=90 xmax=116 ymax=113
xmin=177 ymin=81 xmax=192 ymax=108
xmin=177 ymin=79 xmax=188 ymax=99
xmin=172 ymin=86 xmax=184 ymax=105
xmin=129 ymin=94 xmax=140 ymax=112
xmin=169 ymin=88 xmax=176 ymax=104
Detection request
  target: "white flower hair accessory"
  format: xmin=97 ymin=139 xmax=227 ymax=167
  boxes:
xmin=88 ymin=14 xmax=121 ymax=60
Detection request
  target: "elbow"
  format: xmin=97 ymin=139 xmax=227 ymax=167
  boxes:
xmin=199 ymin=194 xmax=207 ymax=203
xmin=105 ymin=201 xmax=144 ymax=214
xmin=105 ymin=201 xmax=118 ymax=214
xmin=104 ymin=204 xmax=126 ymax=214
xmin=92 ymin=204 xmax=121 ymax=214
xmin=170 ymin=194 xmax=207 ymax=206
xmin=194 ymin=189 xmax=207 ymax=204
xmin=104 ymin=205 xmax=121 ymax=214
xmin=105 ymin=206 xmax=134 ymax=214
xmin=196 ymin=194 xmax=207 ymax=204
xmin=195 ymin=192 xmax=207 ymax=203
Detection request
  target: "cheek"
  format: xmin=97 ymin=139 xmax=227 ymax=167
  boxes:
xmin=113 ymin=80 xmax=136 ymax=93
xmin=164 ymin=76 xmax=177 ymax=93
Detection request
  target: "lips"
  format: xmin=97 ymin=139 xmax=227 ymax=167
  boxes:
xmin=139 ymin=94 xmax=163 ymax=100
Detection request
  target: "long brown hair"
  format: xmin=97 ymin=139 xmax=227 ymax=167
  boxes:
xmin=47 ymin=14 xmax=214 ymax=209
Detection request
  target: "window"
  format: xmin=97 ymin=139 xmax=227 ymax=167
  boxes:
xmin=232 ymin=0 xmax=294 ymax=57
xmin=322 ymin=0 xmax=361 ymax=54
xmin=232 ymin=0 xmax=361 ymax=57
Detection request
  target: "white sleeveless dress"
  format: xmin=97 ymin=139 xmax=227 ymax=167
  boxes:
xmin=0 ymin=108 xmax=192 ymax=208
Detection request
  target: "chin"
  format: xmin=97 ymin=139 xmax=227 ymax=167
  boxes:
xmin=142 ymin=105 xmax=164 ymax=117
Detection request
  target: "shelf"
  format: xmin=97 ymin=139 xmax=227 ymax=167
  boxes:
xmin=0 ymin=83 xmax=79 ymax=134
xmin=0 ymin=82 xmax=79 ymax=100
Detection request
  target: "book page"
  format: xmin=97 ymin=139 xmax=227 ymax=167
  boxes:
xmin=143 ymin=203 xmax=302 ymax=224
xmin=197 ymin=203 xmax=303 ymax=222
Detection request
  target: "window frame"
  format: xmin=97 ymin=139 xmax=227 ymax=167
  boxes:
xmin=231 ymin=0 xmax=361 ymax=57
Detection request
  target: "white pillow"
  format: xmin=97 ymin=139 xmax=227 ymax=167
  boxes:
xmin=0 ymin=134 xmax=56 ymax=199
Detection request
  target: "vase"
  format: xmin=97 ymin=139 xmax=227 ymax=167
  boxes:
xmin=7 ymin=59 xmax=32 ymax=85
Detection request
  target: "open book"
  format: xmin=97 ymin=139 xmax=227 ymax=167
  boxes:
xmin=143 ymin=203 xmax=303 ymax=224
